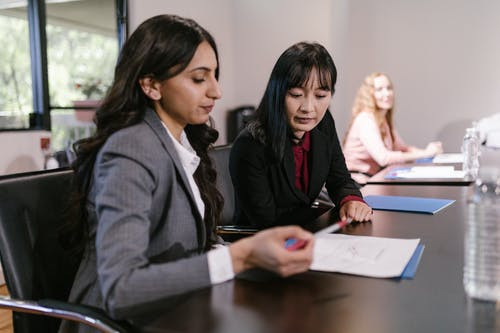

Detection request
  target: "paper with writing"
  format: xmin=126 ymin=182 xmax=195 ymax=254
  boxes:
xmin=310 ymin=234 xmax=420 ymax=278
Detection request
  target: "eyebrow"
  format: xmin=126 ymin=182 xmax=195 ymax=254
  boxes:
xmin=188 ymin=67 xmax=213 ymax=73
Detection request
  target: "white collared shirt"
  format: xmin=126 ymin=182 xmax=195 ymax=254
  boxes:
xmin=163 ymin=125 xmax=205 ymax=217
xmin=161 ymin=122 xmax=234 ymax=284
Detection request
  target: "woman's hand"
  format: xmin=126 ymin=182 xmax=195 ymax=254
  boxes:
xmin=339 ymin=200 xmax=372 ymax=222
xmin=425 ymin=141 xmax=443 ymax=156
xmin=229 ymin=226 xmax=314 ymax=277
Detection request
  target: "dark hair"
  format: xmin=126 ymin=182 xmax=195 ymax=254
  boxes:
xmin=248 ymin=42 xmax=337 ymax=161
xmin=63 ymin=14 xmax=223 ymax=256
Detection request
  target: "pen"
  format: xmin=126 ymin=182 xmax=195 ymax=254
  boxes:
xmin=284 ymin=238 xmax=307 ymax=251
xmin=285 ymin=217 xmax=354 ymax=250
xmin=315 ymin=217 xmax=353 ymax=235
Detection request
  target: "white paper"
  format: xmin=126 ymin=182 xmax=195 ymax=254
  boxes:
xmin=432 ymin=153 xmax=464 ymax=164
xmin=310 ymin=234 xmax=420 ymax=278
xmin=411 ymin=166 xmax=455 ymax=172
xmin=394 ymin=166 xmax=465 ymax=179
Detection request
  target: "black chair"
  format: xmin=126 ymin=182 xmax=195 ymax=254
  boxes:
xmin=226 ymin=105 xmax=256 ymax=143
xmin=209 ymin=145 xmax=258 ymax=239
xmin=0 ymin=169 xmax=130 ymax=333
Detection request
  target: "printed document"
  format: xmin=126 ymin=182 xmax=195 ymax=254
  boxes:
xmin=310 ymin=234 xmax=420 ymax=278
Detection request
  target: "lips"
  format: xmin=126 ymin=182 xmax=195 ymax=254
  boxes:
xmin=295 ymin=117 xmax=313 ymax=124
xmin=201 ymin=105 xmax=214 ymax=113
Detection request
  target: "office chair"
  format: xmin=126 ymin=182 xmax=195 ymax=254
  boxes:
xmin=226 ymin=105 xmax=256 ymax=143
xmin=0 ymin=169 xmax=131 ymax=333
xmin=209 ymin=145 xmax=258 ymax=240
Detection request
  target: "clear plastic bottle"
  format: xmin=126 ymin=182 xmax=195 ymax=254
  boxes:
xmin=463 ymin=168 xmax=500 ymax=301
xmin=462 ymin=127 xmax=480 ymax=180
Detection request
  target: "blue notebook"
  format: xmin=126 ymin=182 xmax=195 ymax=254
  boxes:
xmin=364 ymin=195 xmax=455 ymax=214
xmin=400 ymin=244 xmax=425 ymax=279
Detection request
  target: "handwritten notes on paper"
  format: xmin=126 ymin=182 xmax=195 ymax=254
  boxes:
xmin=310 ymin=234 xmax=420 ymax=278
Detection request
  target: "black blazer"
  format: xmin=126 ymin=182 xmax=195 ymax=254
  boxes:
xmin=229 ymin=112 xmax=362 ymax=228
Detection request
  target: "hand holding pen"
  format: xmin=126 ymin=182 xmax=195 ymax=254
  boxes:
xmin=285 ymin=217 xmax=356 ymax=251
xmin=314 ymin=217 xmax=354 ymax=236
xmin=230 ymin=226 xmax=314 ymax=277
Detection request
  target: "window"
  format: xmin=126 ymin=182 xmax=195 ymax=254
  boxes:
xmin=46 ymin=0 xmax=123 ymax=150
xmin=0 ymin=2 xmax=32 ymax=129
xmin=0 ymin=0 xmax=127 ymax=150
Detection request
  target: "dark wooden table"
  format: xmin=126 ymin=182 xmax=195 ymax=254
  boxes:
xmin=133 ymin=184 xmax=500 ymax=333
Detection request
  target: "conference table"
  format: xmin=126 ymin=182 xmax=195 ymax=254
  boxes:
xmin=132 ymin=184 xmax=500 ymax=333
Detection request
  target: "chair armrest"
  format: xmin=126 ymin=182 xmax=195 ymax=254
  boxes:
xmin=0 ymin=296 xmax=132 ymax=333
xmin=216 ymin=225 xmax=259 ymax=235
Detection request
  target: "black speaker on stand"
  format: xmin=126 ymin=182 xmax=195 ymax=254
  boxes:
xmin=226 ymin=105 xmax=256 ymax=143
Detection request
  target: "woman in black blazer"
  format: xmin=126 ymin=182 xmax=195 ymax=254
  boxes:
xmin=230 ymin=42 xmax=372 ymax=228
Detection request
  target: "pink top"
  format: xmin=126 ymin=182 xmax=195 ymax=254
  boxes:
xmin=343 ymin=112 xmax=409 ymax=184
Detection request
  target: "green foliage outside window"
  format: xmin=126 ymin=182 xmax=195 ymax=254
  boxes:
xmin=0 ymin=13 xmax=118 ymax=115
xmin=47 ymin=25 xmax=117 ymax=105
xmin=0 ymin=15 xmax=32 ymax=115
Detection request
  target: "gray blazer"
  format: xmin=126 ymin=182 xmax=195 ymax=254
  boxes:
xmin=61 ymin=109 xmax=213 ymax=332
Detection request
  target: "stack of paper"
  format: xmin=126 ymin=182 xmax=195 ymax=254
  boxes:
xmin=310 ymin=234 xmax=422 ymax=278
xmin=432 ymin=153 xmax=464 ymax=164
xmin=385 ymin=166 xmax=465 ymax=179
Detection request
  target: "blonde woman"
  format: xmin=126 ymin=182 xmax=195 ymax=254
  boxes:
xmin=343 ymin=73 xmax=442 ymax=184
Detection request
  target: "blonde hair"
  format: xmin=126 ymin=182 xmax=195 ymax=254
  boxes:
xmin=343 ymin=72 xmax=395 ymax=145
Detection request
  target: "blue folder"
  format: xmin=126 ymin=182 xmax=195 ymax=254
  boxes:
xmin=364 ymin=195 xmax=455 ymax=214
xmin=400 ymin=244 xmax=425 ymax=279
xmin=415 ymin=157 xmax=434 ymax=164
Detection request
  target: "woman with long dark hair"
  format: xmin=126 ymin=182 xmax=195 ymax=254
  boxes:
xmin=61 ymin=15 xmax=314 ymax=332
xmin=230 ymin=42 xmax=372 ymax=228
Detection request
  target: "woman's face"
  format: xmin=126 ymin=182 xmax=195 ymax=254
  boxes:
xmin=155 ymin=41 xmax=221 ymax=131
xmin=372 ymin=75 xmax=394 ymax=110
xmin=284 ymin=70 xmax=332 ymax=138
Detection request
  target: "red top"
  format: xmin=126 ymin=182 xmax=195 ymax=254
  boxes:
xmin=291 ymin=132 xmax=311 ymax=193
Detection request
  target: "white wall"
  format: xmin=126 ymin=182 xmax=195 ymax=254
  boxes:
xmin=0 ymin=131 xmax=50 ymax=175
xmin=330 ymin=0 xmax=500 ymax=151
xmin=116 ymin=0 xmax=500 ymax=150
xmin=231 ymin=0 xmax=335 ymax=106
